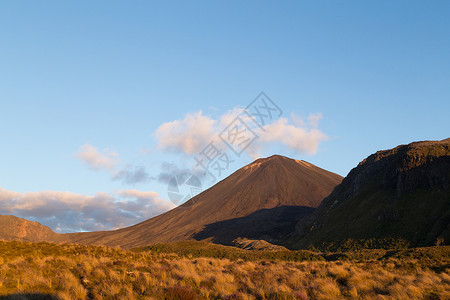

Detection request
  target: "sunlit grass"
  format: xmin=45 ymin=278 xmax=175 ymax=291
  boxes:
xmin=0 ymin=241 xmax=448 ymax=299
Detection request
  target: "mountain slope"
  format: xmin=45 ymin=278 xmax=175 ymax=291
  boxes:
xmin=67 ymin=155 xmax=343 ymax=248
xmin=0 ymin=215 xmax=65 ymax=242
xmin=291 ymin=139 xmax=450 ymax=249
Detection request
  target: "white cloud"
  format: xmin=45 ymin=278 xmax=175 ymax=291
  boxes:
xmin=77 ymin=144 xmax=119 ymax=171
xmin=258 ymin=115 xmax=328 ymax=155
xmin=153 ymin=108 xmax=328 ymax=158
xmin=0 ymin=186 xmax=175 ymax=233
xmin=154 ymin=111 xmax=218 ymax=155
xmin=218 ymin=106 xmax=247 ymax=128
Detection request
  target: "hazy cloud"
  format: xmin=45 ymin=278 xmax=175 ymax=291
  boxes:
xmin=0 ymin=186 xmax=175 ymax=233
xmin=157 ymin=161 xmax=188 ymax=184
xmin=112 ymin=166 xmax=151 ymax=184
xmin=77 ymin=144 xmax=119 ymax=171
xmin=157 ymin=161 xmax=210 ymax=185
xmin=77 ymin=144 xmax=151 ymax=185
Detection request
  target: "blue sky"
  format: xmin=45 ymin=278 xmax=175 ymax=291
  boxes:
xmin=1 ymin=1 xmax=449 ymax=232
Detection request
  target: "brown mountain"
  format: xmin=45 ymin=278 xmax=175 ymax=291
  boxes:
xmin=0 ymin=215 xmax=64 ymax=242
xmin=291 ymin=139 xmax=450 ymax=249
xmin=66 ymin=155 xmax=343 ymax=249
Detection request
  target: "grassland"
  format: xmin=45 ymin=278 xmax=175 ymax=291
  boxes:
xmin=134 ymin=241 xmax=323 ymax=262
xmin=0 ymin=241 xmax=449 ymax=299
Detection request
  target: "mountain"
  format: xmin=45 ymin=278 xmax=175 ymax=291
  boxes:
xmin=0 ymin=215 xmax=64 ymax=242
xmin=291 ymin=139 xmax=450 ymax=249
xmin=66 ymin=155 xmax=343 ymax=249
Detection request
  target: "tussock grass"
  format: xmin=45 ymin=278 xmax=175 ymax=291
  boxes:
xmin=134 ymin=241 xmax=323 ymax=261
xmin=0 ymin=241 xmax=448 ymax=299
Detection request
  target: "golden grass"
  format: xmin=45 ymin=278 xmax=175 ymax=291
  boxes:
xmin=0 ymin=241 xmax=448 ymax=299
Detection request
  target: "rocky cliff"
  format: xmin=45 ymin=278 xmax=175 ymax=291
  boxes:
xmin=292 ymin=138 xmax=450 ymax=248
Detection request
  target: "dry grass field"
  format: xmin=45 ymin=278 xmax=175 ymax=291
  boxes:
xmin=0 ymin=241 xmax=449 ymax=299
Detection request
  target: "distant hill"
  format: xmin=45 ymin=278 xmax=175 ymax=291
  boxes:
xmin=231 ymin=237 xmax=288 ymax=251
xmin=66 ymin=155 xmax=342 ymax=248
xmin=0 ymin=215 xmax=64 ymax=242
xmin=291 ymin=139 xmax=450 ymax=249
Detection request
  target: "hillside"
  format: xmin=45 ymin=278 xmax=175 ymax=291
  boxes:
xmin=66 ymin=155 xmax=342 ymax=248
xmin=291 ymin=138 xmax=450 ymax=249
xmin=0 ymin=215 xmax=65 ymax=242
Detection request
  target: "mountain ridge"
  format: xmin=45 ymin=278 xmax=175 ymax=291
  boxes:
xmin=291 ymin=138 xmax=450 ymax=249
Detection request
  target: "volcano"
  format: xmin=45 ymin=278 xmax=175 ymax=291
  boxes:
xmin=66 ymin=155 xmax=343 ymax=248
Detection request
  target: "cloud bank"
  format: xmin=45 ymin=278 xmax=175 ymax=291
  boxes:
xmin=0 ymin=186 xmax=175 ymax=233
